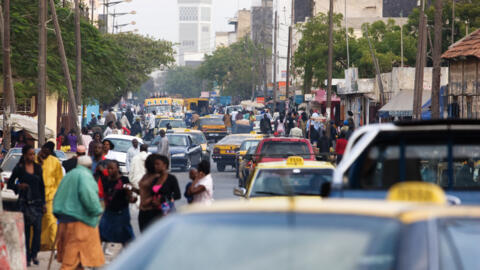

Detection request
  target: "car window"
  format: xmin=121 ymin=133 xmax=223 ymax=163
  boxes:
xmin=260 ymin=141 xmax=311 ymax=159
xmin=107 ymin=139 xmax=133 ymax=153
xmin=185 ymin=133 xmax=206 ymax=145
xmin=217 ymin=135 xmax=249 ymax=145
xmin=250 ymin=169 xmax=333 ymax=197
xmin=1 ymin=155 xmax=21 ymax=172
xmin=240 ymin=140 xmax=259 ymax=151
xmin=348 ymin=144 xmax=480 ymax=190
xmin=110 ymin=213 xmax=399 ymax=270
xmin=247 ymin=146 xmax=257 ymax=155
xmin=159 ymin=120 xmax=186 ymax=128
xmin=167 ymin=135 xmax=188 ymax=146
xmin=199 ymin=118 xmax=224 ymax=126
xmin=439 ymin=219 xmax=480 ymax=270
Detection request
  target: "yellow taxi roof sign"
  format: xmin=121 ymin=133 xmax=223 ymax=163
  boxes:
xmin=286 ymin=156 xmax=304 ymax=166
xmin=184 ymin=129 xmax=191 ymax=132
xmin=250 ymin=131 xmax=256 ymax=135
xmin=387 ymin=182 xmax=447 ymax=205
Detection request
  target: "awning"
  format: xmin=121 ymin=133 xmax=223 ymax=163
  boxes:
xmin=311 ymin=89 xmax=341 ymax=103
xmin=0 ymin=114 xmax=55 ymax=140
xmin=379 ymin=90 xmax=431 ymax=117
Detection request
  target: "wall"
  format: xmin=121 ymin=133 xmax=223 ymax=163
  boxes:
xmin=237 ymin=10 xmax=251 ymax=39
xmin=215 ymin=32 xmax=230 ymax=48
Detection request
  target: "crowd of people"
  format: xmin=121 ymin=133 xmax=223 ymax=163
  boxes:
xmin=6 ymin=107 xmax=214 ymax=269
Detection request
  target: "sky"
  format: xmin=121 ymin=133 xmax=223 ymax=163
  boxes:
xmin=112 ymin=0 xmax=258 ymax=43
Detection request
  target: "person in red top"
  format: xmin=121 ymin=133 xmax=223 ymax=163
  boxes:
xmin=335 ymin=131 xmax=348 ymax=164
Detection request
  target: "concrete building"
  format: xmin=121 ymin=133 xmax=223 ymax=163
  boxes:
xmin=251 ymin=0 xmax=273 ymax=89
xmin=229 ymin=9 xmax=252 ymax=40
xmin=178 ymin=0 xmax=212 ymax=66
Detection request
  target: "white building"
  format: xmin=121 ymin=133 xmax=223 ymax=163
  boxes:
xmin=178 ymin=0 xmax=212 ymax=66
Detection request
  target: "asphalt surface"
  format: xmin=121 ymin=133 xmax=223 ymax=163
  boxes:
xmin=30 ymin=150 xmax=239 ymax=270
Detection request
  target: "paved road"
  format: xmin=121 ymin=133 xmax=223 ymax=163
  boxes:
xmin=31 ymin=156 xmax=239 ymax=270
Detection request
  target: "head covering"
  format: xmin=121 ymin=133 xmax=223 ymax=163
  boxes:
xmin=77 ymin=156 xmax=92 ymax=168
xmin=343 ymin=120 xmax=349 ymax=125
xmin=77 ymin=145 xmax=86 ymax=154
xmin=43 ymin=141 xmax=55 ymax=152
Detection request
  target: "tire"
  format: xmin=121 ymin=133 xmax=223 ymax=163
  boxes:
xmin=217 ymin=163 xmax=226 ymax=172
xmin=183 ymin=157 xmax=192 ymax=172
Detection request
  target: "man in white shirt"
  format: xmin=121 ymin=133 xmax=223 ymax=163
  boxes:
xmin=126 ymin=139 xmax=140 ymax=171
xmin=188 ymin=160 xmax=214 ymax=205
xmin=147 ymin=111 xmax=156 ymax=140
xmin=129 ymin=144 xmax=150 ymax=189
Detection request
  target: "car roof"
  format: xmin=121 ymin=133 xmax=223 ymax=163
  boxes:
xmin=256 ymin=160 xmax=335 ymax=169
xmin=104 ymin=134 xmax=144 ymax=143
xmin=180 ymin=197 xmax=480 ymax=224
xmin=260 ymin=137 xmax=310 ymax=143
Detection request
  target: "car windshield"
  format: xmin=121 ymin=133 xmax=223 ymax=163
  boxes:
xmin=349 ymin=142 xmax=480 ymax=190
xmin=1 ymin=154 xmax=21 ymax=172
xmin=108 ymin=139 xmax=134 ymax=153
xmin=159 ymin=120 xmax=186 ymax=128
xmin=109 ymin=213 xmax=399 ymax=270
xmin=184 ymin=133 xmax=206 ymax=145
xmin=260 ymin=141 xmax=311 ymax=159
xmin=167 ymin=135 xmax=188 ymax=146
xmin=227 ymin=106 xmax=243 ymax=114
xmin=240 ymin=140 xmax=260 ymax=151
xmin=250 ymin=169 xmax=333 ymax=197
xmin=199 ymin=118 xmax=224 ymax=126
xmin=146 ymin=105 xmax=170 ymax=114
xmin=217 ymin=135 xmax=249 ymax=146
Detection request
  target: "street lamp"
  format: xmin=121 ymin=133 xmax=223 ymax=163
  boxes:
xmin=112 ymin=10 xmax=136 ymax=33
xmin=114 ymin=21 xmax=136 ymax=33
xmin=102 ymin=0 xmax=133 ymax=33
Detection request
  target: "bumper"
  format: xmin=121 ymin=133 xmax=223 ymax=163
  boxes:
xmin=212 ymin=155 xmax=236 ymax=165
xmin=205 ymin=132 xmax=228 ymax=140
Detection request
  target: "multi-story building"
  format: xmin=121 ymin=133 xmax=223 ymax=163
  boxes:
xmin=178 ymin=0 xmax=212 ymax=66
xmin=251 ymin=0 xmax=273 ymax=89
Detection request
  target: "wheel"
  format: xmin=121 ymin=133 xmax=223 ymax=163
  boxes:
xmin=217 ymin=163 xmax=226 ymax=172
xmin=183 ymin=157 xmax=192 ymax=172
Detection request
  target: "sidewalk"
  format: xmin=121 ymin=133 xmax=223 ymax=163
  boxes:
xmin=27 ymin=244 xmax=123 ymax=270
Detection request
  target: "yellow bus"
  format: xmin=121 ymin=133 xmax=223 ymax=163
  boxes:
xmin=184 ymin=98 xmax=209 ymax=115
xmin=144 ymin=98 xmax=184 ymax=115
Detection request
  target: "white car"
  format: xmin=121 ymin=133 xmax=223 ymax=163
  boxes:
xmin=104 ymin=134 xmax=144 ymax=175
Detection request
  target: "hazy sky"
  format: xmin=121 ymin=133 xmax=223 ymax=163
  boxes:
xmin=112 ymin=0 xmax=259 ymax=43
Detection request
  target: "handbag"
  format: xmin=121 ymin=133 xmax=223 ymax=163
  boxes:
xmin=18 ymin=187 xmax=42 ymax=224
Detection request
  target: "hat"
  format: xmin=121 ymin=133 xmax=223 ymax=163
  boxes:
xmin=77 ymin=156 xmax=92 ymax=168
xmin=102 ymin=139 xmax=115 ymax=150
xmin=91 ymin=112 xmax=95 ymax=115
xmin=77 ymin=145 xmax=86 ymax=154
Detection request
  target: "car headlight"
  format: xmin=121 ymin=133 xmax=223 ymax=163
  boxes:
xmin=172 ymin=153 xmax=186 ymax=158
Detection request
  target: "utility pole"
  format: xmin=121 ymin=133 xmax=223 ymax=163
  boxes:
xmin=326 ymin=0 xmax=333 ymax=139
xmin=38 ymin=0 xmax=47 ymax=146
xmin=2 ymin=0 xmax=14 ymax=150
xmin=364 ymin=25 xmax=385 ymax=106
xmin=285 ymin=0 xmax=294 ymax=101
xmin=431 ymin=0 xmax=443 ymax=119
xmin=451 ymin=0 xmax=455 ymax=45
xmin=344 ymin=0 xmax=349 ymax=68
xmin=400 ymin=11 xmax=404 ymax=67
xmin=75 ymin=0 xmax=84 ymax=138
xmin=273 ymin=11 xmax=278 ymax=109
xmin=49 ymin=0 xmax=80 ymax=138
xmin=413 ymin=0 xmax=427 ymax=119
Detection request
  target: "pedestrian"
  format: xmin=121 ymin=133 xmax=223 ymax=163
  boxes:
xmin=343 ymin=120 xmax=353 ymax=139
xmin=58 ymin=128 xmax=70 ymax=152
xmin=53 ymin=156 xmax=105 ymax=269
xmin=103 ymin=139 xmax=117 ymax=161
xmin=184 ymin=168 xmax=197 ymax=204
xmin=318 ymin=131 xmax=331 ymax=158
xmin=136 ymin=154 xmax=181 ymax=232
xmin=88 ymin=132 xmax=102 ymax=157
xmin=97 ymin=114 xmax=105 ymax=125
xmin=260 ymin=113 xmax=272 ymax=135
xmin=103 ymin=121 xmax=114 ymax=137
xmin=15 ymin=132 xmax=27 ymax=148
xmin=91 ymin=142 xmax=106 ymax=176
xmin=7 ymin=145 xmax=45 ymax=266
xmin=147 ymin=111 xmax=156 ymax=140
xmin=335 ymin=131 xmax=348 ymax=164
xmin=62 ymin=145 xmax=87 ymax=173
xmin=67 ymin=129 xmax=78 ymax=153
xmin=88 ymin=112 xmax=97 ymax=127
xmin=105 ymin=108 xmax=117 ymax=125
xmin=99 ymin=160 xmax=136 ymax=246
xmin=129 ymin=144 xmax=150 ymax=190
xmin=347 ymin=111 xmax=355 ymax=132
xmin=275 ymin=112 xmax=286 ymax=136
xmin=36 ymin=141 xmax=64 ymax=252
xmin=81 ymin=127 xmax=93 ymax=154
xmin=223 ymin=111 xmax=232 ymax=133
xmin=300 ymin=112 xmax=308 ymax=137
xmin=286 ymin=112 xmax=296 ymax=136
xmin=121 ymin=112 xmax=131 ymax=129
xmin=131 ymin=117 xmax=142 ymax=137
xmin=156 ymin=129 xmax=169 ymax=158
xmin=126 ymin=107 xmax=134 ymax=125
xmin=126 ymin=139 xmax=140 ymax=171
xmin=289 ymin=126 xmax=303 ymax=138
xmin=187 ymin=160 xmax=213 ymax=205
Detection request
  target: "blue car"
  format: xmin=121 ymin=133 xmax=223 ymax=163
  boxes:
xmin=167 ymin=134 xmax=202 ymax=171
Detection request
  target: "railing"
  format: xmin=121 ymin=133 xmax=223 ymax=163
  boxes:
xmin=0 ymin=98 xmax=33 ymax=115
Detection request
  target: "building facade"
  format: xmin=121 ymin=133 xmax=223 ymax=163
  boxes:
xmin=178 ymin=0 xmax=212 ymax=66
xmin=251 ymin=0 xmax=273 ymax=88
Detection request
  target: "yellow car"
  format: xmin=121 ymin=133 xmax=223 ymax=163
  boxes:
xmin=212 ymin=134 xmax=260 ymax=172
xmin=194 ymin=116 xmax=227 ymax=142
xmin=174 ymin=129 xmax=210 ymax=161
xmin=234 ymin=156 xmax=335 ymax=196
xmin=236 ymin=138 xmax=262 ymax=179
xmin=108 ymin=184 xmax=480 ymax=270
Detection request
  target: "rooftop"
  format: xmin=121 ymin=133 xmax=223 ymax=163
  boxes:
xmin=442 ymin=29 xmax=480 ymax=59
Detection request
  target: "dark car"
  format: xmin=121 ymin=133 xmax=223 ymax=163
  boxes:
xmin=167 ymin=134 xmax=202 ymax=171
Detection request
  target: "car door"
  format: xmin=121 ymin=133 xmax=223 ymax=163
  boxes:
xmin=187 ymin=136 xmax=201 ymax=164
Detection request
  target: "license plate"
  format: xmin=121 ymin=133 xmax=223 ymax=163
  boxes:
xmin=210 ymin=133 xmax=218 ymax=136
xmin=226 ymin=150 xmax=235 ymax=153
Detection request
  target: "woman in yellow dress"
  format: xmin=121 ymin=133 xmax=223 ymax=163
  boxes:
xmin=37 ymin=141 xmax=63 ymax=251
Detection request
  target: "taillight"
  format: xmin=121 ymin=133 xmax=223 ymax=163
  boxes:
xmin=213 ymin=148 xmax=220 ymax=155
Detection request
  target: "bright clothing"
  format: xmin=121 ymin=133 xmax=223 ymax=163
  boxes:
xmin=39 ymin=155 xmax=63 ymax=251
xmin=192 ymin=174 xmax=214 ymax=205
xmin=129 ymin=151 xmax=150 ymax=189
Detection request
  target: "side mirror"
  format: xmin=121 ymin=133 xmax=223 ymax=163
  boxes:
xmin=233 ymin=187 xmax=247 ymax=197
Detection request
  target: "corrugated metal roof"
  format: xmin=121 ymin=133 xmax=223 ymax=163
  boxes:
xmin=442 ymin=29 xmax=480 ymax=59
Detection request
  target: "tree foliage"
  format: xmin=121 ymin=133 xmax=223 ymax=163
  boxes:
xmin=163 ymin=66 xmax=203 ymax=98
xmin=4 ymin=0 xmax=174 ymax=106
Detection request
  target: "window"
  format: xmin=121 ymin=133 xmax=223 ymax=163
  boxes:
xmin=179 ymin=7 xmax=198 ymax=21
xmin=260 ymin=141 xmax=311 ymax=159
xmin=439 ymin=219 xmax=480 ymax=270
xmin=202 ymin=26 xmax=209 ymax=32
xmin=201 ymin=7 xmax=210 ymax=21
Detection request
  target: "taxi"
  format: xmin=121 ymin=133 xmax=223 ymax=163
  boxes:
xmin=194 ymin=115 xmax=227 ymax=142
xmin=107 ymin=183 xmax=480 ymax=270
xmin=174 ymin=128 xmax=210 ymax=161
xmin=157 ymin=118 xmax=187 ymax=131
xmin=234 ymin=156 xmax=335 ymax=196
xmin=212 ymin=134 xmax=261 ymax=172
